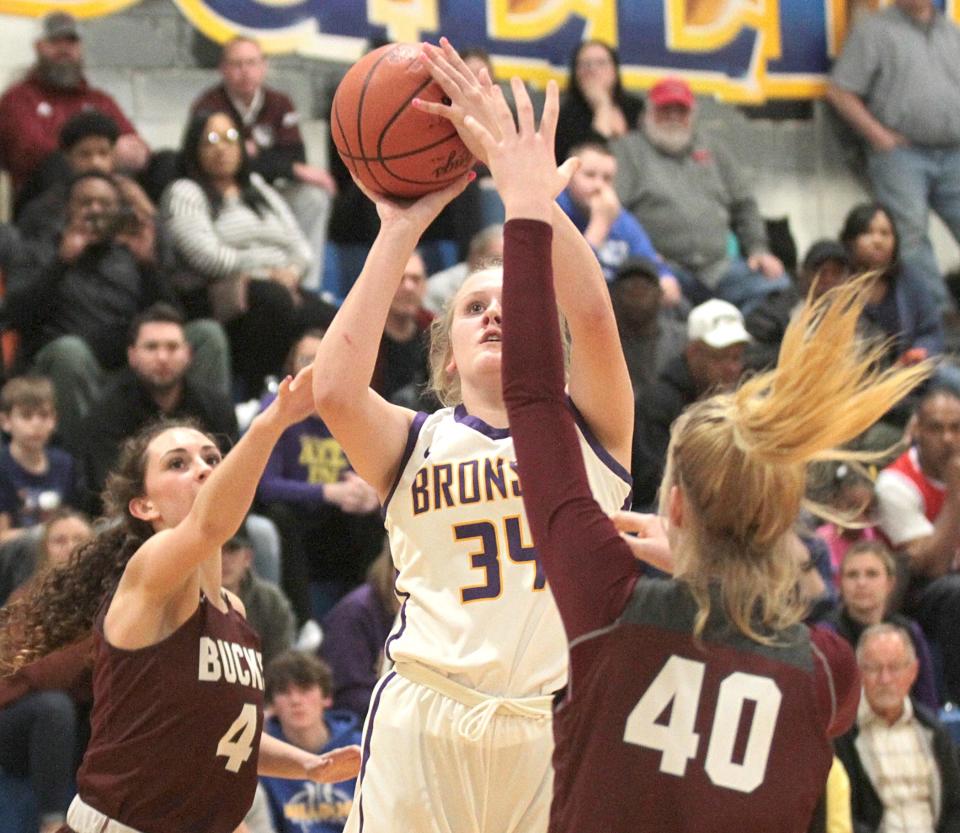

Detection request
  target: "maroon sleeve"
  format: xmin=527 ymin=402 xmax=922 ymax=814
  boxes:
xmin=270 ymin=90 xmax=305 ymax=148
xmin=189 ymin=86 xmax=226 ymax=118
xmin=809 ymin=624 xmax=860 ymax=737
xmin=89 ymin=89 xmax=138 ymax=139
xmin=502 ymin=218 xmax=637 ymax=642
xmin=0 ymin=84 xmax=50 ymax=186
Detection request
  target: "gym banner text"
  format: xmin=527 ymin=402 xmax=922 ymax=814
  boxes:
xmin=2 ymin=0 xmax=957 ymax=103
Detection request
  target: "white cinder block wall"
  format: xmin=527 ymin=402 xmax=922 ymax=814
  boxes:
xmin=1 ymin=0 xmax=956 ymax=273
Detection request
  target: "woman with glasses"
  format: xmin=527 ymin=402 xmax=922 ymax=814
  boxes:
xmin=160 ymin=110 xmax=334 ymax=397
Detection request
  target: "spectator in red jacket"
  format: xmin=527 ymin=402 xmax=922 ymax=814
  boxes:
xmin=0 ymin=12 xmax=149 ymax=198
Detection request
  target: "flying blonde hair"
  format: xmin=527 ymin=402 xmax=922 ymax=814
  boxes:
xmin=661 ymin=274 xmax=930 ymax=643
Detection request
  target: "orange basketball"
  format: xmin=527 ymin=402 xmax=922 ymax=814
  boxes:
xmin=331 ymin=43 xmax=476 ymax=199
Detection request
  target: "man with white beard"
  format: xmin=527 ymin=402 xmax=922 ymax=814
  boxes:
xmin=610 ymin=77 xmax=789 ymax=313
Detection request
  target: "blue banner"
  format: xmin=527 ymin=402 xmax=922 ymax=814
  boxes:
xmin=3 ymin=0 xmax=958 ymax=102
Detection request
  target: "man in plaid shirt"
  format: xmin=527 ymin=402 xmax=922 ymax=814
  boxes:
xmin=836 ymin=624 xmax=960 ymax=833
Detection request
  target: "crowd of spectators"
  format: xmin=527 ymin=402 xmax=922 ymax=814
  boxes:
xmin=3 ymin=1 xmax=960 ymax=831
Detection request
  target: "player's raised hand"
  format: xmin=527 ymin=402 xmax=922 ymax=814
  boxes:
xmin=610 ymin=511 xmax=675 ymax=574
xmin=351 ymin=168 xmax=474 ymax=234
xmin=414 ymin=37 xmax=501 ymax=165
xmin=269 ymin=364 xmax=316 ymax=427
xmin=460 ymin=77 xmax=577 ymax=222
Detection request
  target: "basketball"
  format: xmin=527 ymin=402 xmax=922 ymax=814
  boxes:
xmin=331 ymin=43 xmax=476 ymax=199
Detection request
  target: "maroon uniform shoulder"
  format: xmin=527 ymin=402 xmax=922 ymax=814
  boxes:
xmin=548 ymin=580 xmax=839 ymax=833
xmin=809 ymin=623 xmax=860 ymax=737
xmin=190 ymin=84 xmax=230 ymax=117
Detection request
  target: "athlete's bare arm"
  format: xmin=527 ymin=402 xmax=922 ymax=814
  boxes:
xmin=311 ymin=175 xmax=471 ymax=498
xmin=418 ymin=39 xmax=633 ymax=466
xmin=257 ymin=732 xmax=361 ymax=783
xmin=106 ymin=368 xmax=315 ymax=649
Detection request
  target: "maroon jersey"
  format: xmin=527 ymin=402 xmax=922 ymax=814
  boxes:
xmin=551 ymin=581 xmax=857 ymax=832
xmin=499 ymin=218 xmax=860 ymax=833
xmin=76 ymin=593 xmax=264 ymax=833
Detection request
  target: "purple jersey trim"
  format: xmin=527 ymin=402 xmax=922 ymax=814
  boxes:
xmin=381 ymin=411 xmax=429 ymax=515
xmin=357 ymin=669 xmax=398 ymax=833
xmin=454 ymin=403 xmax=511 ymax=440
xmin=566 ymin=395 xmax=633 ymax=487
xmin=383 ymin=589 xmax=409 ymax=664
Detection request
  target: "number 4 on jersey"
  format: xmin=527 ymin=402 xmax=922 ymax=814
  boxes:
xmin=623 ymin=655 xmax=782 ymax=793
xmin=217 ymin=702 xmax=258 ymax=773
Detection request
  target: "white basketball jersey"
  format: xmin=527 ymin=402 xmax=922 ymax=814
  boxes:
xmin=383 ymin=403 xmax=632 ymax=698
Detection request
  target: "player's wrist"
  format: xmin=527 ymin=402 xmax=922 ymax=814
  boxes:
xmin=502 ymin=196 xmax=552 ymax=223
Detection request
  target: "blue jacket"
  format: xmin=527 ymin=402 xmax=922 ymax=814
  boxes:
xmin=863 ymin=262 xmax=943 ymax=360
xmin=260 ymin=710 xmax=362 ymax=833
xmin=556 ymin=188 xmax=669 ymax=282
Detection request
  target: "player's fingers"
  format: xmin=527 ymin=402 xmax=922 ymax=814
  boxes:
xmin=287 ymin=365 xmax=307 ymax=392
xmin=610 ymin=510 xmax=660 ymax=536
xmin=618 ymin=532 xmax=675 ymax=574
xmin=350 ymin=172 xmax=408 ymax=210
xmin=420 ymin=47 xmax=467 ymax=101
xmin=412 ymin=97 xmax=458 ymax=121
xmin=462 ymin=113 xmax=498 ymax=151
xmin=420 ymin=170 xmax=476 ymax=211
xmin=438 ymin=37 xmax=478 ymax=89
xmin=489 ymin=84 xmax=516 ymax=138
xmin=293 ymin=363 xmax=313 ymax=386
xmin=512 ymin=77 xmax=535 ymax=135
xmin=539 ymin=79 xmax=560 ymax=146
xmin=477 ymin=66 xmax=494 ymax=91
xmin=557 ymin=156 xmax=581 ymax=188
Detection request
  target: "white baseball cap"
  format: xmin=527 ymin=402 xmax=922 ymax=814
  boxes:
xmin=687 ymin=299 xmax=751 ymax=348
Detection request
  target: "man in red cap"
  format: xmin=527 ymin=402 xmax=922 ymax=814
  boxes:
xmin=0 ymin=12 xmax=149 ymax=198
xmin=611 ymin=76 xmax=788 ymax=314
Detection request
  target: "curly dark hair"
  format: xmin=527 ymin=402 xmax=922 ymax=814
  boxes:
xmin=0 ymin=417 xmax=210 ymax=676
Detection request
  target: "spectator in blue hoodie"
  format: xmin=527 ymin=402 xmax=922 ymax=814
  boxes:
xmin=260 ymin=651 xmax=362 ymax=833
xmin=556 ymin=140 xmax=682 ymax=307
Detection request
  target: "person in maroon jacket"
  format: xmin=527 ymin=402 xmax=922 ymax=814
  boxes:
xmin=0 ymin=367 xmax=359 ymax=833
xmin=0 ymin=12 xmax=149 ymax=197
xmin=447 ymin=64 xmax=932 ymax=833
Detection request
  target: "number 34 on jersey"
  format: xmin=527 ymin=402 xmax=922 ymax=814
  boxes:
xmin=454 ymin=514 xmax=545 ymax=603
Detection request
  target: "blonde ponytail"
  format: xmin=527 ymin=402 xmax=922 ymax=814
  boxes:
xmin=663 ymin=274 xmax=931 ymax=642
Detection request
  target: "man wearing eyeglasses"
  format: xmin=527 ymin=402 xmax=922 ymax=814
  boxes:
xmin=190 ymin=36 xmax=335 ymax=291
xmin=835 ymin=624 xmax=960 ymax=833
